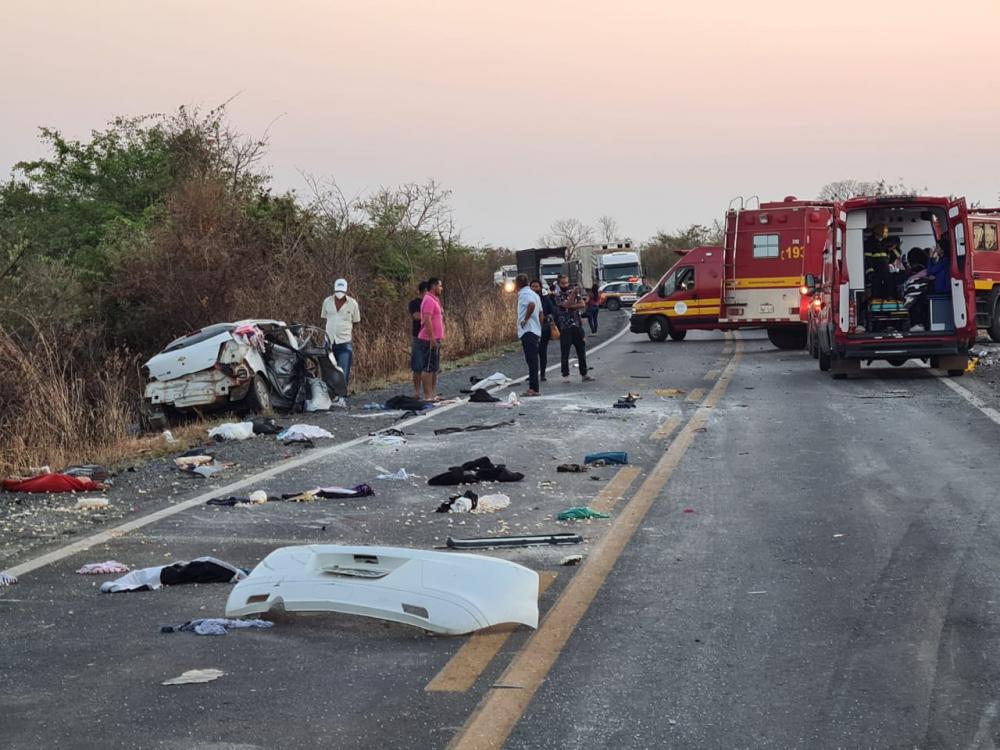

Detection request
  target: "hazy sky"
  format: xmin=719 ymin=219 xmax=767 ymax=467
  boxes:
xmin=3 ymin=0 xmax=999 ymax=248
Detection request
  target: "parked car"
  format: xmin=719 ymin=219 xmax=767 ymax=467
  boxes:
xmin=599 ymin=280 xmax=651 ymax=311
xmin=141 ymin=319 xmax=346 ymax=429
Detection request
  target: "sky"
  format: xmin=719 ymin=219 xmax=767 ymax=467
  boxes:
xmin=3 ymin=0 xmax=1000 ymax=248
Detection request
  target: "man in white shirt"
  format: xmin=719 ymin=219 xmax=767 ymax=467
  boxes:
xmin=516 ymin=274 xmax=542 ymax=396
xmin=321 ymin=278 xmax=361 ymax=405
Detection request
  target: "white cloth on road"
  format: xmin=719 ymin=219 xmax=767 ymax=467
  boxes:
xmin=208 ymin=422 xmax=255 ymax=441
xmin=277 ymin=425 xmax=334 ymax=442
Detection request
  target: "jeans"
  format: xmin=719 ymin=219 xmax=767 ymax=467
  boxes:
xmin=520 ymin=332 xmax=540 ymax=392
xmin=560 ymin=325 xmax=588 ymax=377
xmin=332 ymin=342 xmax=353 ymax=387
xmin=539 ymin=323 xmax=551 ymax=375
xmin=585 ymin=306 xmax=599 ymax=334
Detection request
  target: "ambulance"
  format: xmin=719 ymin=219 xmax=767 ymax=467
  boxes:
xmin=968 ymin=208 xmax=1000 ymax=340
xmin=812 ymin=195 xmax=976 ymax=377
xmin=629 ymin=196 xmax=832 ymax=346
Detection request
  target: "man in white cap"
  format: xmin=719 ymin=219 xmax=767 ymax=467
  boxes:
xmin=321 ymin=278 xmax=361 ymax=406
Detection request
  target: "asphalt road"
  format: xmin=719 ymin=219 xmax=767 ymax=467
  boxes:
xmin=4 ymin=317 xmax=1000 ymax=750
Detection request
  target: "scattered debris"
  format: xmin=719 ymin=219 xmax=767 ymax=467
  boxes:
xmin=429 ymin=457 xmax=524 ymax=486
xmin=0 ymin=571 xmax=18 ymax=586
xmin=282 ymin=484 xmax=374 ymax=501
xmin=614 ymin=393 xmax=640 ymax=409
xmin=682 ymin=507 xmax=696 ymax=513
xmin=161 ymin=618 xmax=274 ymax=636
xmin=584 ymin=452 xmax=628 ymax=466
xmin=174 ymin=455 xmax=213 ymax=469
xmin=655 ymin=388 xmax=685 ymax=398
xmin=75 ymin=497 xmax=110 ymax=511
xmin=162 ymin=668 xmax=225 ymax=686
xmin=446 ymin=532 xmax=583 ymax=549
xmin=250 ymin=416 xmax=281 ymax=435
xmin=63 ymin=465 xmax=112 ymax=481
xmin=77 ymin=561 xmax=130 ymax=575
xmin=437 ymin=491 xmax=477 ymax=513
xmin=304 ymin=378 xmax=333 ymax=412
xmin=101 ymin=557 xmax=247 ymax=593
xmin=496 ymin=391 xmax=521 ymax=408
xmin=225 ymin=545 xmax=540 ymax=635
xmin=384 ymin=395 xmax=433 ymax=411
xmin=560 ymin=554 xmax=584 ymax=566
xmin=476 ymin=493 xmax=511 ymax=512
xmin=468 ymin=372 xmax=512 ymax=391
xmin=162 ymin=430 xmax=178 ymax=444
xmin=278 ymin=424 xmax=334 ymax=442
xmin=433 ymin=421 xmax=516 ymax=436
xmin=557 ymin=507 xmax=610 ymax=521
xmin=469 ymin=389 xmax=500 ymax=403
xmin=376 ymin=468 xmax=413 ymax=481
xmin=208 ymin=422 xmax=255 ymax=441
xmin=561 ymin=405 xmax=609 ymax=415
xmin=369 ymin=435 xmax=406 ymax=447
xmin=833 ymin=533 xmax=846 ymax=539
xmin=854 ymin=390 xmax=911 ymax=399
xmin=249 ymin=490 xmax=268 ymax=504
xmin=557 ymin=464 xmax=587 ymax=473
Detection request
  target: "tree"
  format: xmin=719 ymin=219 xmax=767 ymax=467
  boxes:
xmin=596 ymin=215 xmax=620 ymax=244
xmin=641 ymin=223 xmax=724 ymax=281
xmin=538 ymin=218 xmax=595 ymax=258
xmin=818 ymin=178 xmax=926 ymax=201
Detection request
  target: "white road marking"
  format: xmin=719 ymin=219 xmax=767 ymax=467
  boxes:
xmin=937 ymin=376 xmax=1000 ymax=427
xmin=6 ymin=323 xmax=635 ymax=578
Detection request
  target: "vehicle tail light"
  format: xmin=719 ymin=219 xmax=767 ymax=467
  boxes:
xmin=800 ymin=285 xmax=810 ymax=295
xmin=813 ymin=298 xmax=822 ymax=310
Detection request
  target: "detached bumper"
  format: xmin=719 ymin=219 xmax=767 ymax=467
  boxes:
xmin=629 ymin=314 xmax=648 ymax=334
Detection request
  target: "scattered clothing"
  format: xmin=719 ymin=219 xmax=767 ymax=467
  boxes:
xmin=100 ymin=557 xmax=247 ymax=593
xmin=163 ymin=618 xmax=274 ymax=636
xmin=433 ymin=421 xmax=516 ymax=436
xmin=206 ymin=495 xmax=273 ymax=507
xmin=2 ymin=474 xmax=106 ymax=494
xmin=437 ymin=491 xmax=478 ymax=513
xmin=0 ymin=571 xmax=18 ymax=586
xmin=468 ymin=372 xmax=512 ymax=391
xmin=557 ymin=464 xmax=587 ymax=473
xmin=376 ymin=468 xmax=412 ymax=481
xmin=557 ymin=506 xmax=611 ymax=521
xmin=174 ymin=455 xmax=213 ymax=469
xmin=614 ymin=394 xmax=639 ymax=409
xmin=304 ymin=378 xmax=333 ymax=412
xmin=77 ymin=561 xmax=130 ymax=575
xmin=384 ymin=395 xmax=433 ymax=411
xmin=277 ymin=424 xmax=334 ymax=442
xmin=162 ymin=668 xmax=225 ymax=686
xmin=251 ymin=416 xmax=282 ymax=435
xmin=281 ymin=484 xmax=374 ymax=501
xmin=62 ymin=464 xmax=112 ymax=482
xmin=584 ymin=451 xmax=629 ymax=466
xmin=208 ymin=422 xmax=255 ymax=441
xmin=428 ymin=457 xmax=524 ymax=486
xmin=469 ymin=389 xmax=500 ymax=403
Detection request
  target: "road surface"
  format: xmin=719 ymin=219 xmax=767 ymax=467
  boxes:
xmin=4 ymin=319 xmax=1000 ymax=749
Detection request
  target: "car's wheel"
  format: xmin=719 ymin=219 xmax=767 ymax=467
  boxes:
xmin=647 ymin=315 xmax=669 ymax=342
xmin=606 ymin=298 xmax=621 ymax=312
xmin=248 ymin=373 xmax=274 ymax=415
xmin=989 ymin=298 xmax=1000 ymax=342
xmin=139 ymin=403 xmax=168 ymax=433
xmin=767 ymin=327 xmax=807 ymax=350
xmin=887 ymin=357 xmax=907 ymax=367
xmin=818 ymin=348 xmax=831 ymax=372
xmin=669 ymin=330 xmax=687 ymax=341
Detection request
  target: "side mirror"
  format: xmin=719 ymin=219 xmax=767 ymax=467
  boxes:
xmin=804 ymin=274 xmax=818 ymax=292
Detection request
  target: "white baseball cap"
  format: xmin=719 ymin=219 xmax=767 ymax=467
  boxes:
xmin=334 ymin=278 xmax=348 ymax=292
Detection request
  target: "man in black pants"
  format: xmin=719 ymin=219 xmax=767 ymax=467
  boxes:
xmin=554 ymin=275 xmax=594 ymax=383
xmin=531 ymin=278 xmax=556 ymax=381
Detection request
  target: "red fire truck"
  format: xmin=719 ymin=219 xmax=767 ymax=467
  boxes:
xmin=969 ymin=208 xmax=1000 ymax=340
xmin=812 ymin=195 xmax=976 ymax=377
xmin=630 ymin=196 xmax=832 ymax=347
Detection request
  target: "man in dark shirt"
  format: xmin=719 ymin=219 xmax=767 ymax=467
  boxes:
xmin=409 ymin=281 xmax=428 ymax=397
xmin=554 ymin=275 xmax=594 ymax=383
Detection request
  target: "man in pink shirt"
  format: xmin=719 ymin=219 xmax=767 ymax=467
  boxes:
xmin=418 ymin=277 xmax=445 ymax=401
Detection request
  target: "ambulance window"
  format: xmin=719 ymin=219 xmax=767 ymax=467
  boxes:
xmin=676 ymin=267 xmax=695 ymax=291
xmin=752 ymin=234 xmax=779 ymax=258
xmin=973 ymin=222 xmax=998 ymax=251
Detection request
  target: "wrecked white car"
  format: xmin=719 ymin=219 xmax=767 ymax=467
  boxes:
xmin=141 ymin=319 xmax=346 ymax=429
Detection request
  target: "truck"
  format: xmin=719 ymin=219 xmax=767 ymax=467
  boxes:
xmin=628 ymin=196 xmax=831 ymax=347
xmin=812 ymin=195 xmax=975 ymax=377
xmin=570 ymin=242 xmax=635 ymax=288
xmin=493 ymin=265 xmax=518 ymax=293
xmin=515 ymin=247 xmax=567 ymax=288
xmin=968 ymin=208 xmax=1000 ymax=340
xmin=597 ymin=247 xmax=641 ymax=284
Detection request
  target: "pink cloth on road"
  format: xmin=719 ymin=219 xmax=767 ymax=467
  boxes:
xmin=77 ymin=561 xmax=131 ymax=575
xmin=418 ymin=293 xmax=445 ymax=341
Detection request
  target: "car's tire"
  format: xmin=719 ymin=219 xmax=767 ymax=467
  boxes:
xmin=989 ymin=298 xmax=1000 ymax=342
xmin=818 ymin=348 xmax=831 ymax=372
xmin=248 ymin=373 xmax=274 ymax=415
xmin=887 ymin=357 xmax=907 ymax=367
xmin=606 ymin=298 xmax=621 ymax=312
xmin=669 ymin=330 xmax=687 ymax=341
xmin=647 ymin=315 xmax=669 ymax=342
xmin=767 ymin=327 xmax=807 ymax=350
xmin=139 ymin=403 xmax=168 ymax=433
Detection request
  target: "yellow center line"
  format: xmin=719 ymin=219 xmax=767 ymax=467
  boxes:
xmin=703 ymin=369 xmax=719 ymax=381
xmin=590 ymin=466 xmax=642 ymax=514
xmin=426 ymin=572 xmax=559 ymax=693
xmin=652 ymin=415 xmax=681 ymax=441
xmin=446 ymin=341 xmax=745 ymax=750
xmin=685 ymin=387 xmax=706 ymax=403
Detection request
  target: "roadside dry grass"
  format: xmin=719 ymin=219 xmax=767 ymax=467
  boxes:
xmin=0 ymin=293 xmax=517 ymax=478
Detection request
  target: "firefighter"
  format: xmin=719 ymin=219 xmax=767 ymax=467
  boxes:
xmin=864 ymin=224 xmax=901 ymax=300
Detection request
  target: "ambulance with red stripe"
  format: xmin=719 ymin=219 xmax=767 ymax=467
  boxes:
xmin=629 ymin=196 xmax=832 ymax=347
